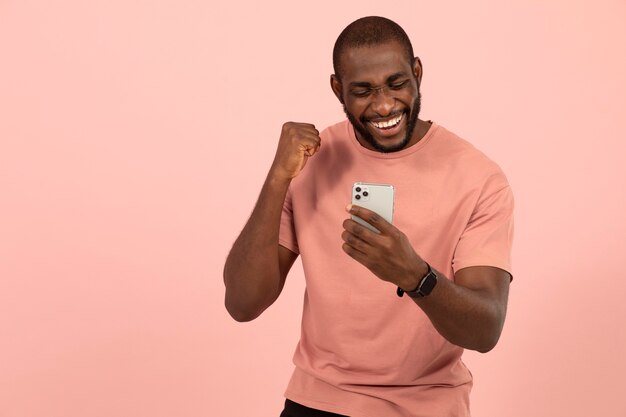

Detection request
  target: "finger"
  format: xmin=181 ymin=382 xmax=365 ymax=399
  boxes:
xmin=341 ymin=240 xmax=382 ymax=274
xmin=341 ymin=229 xmax=373 ymax=253
xmin=299 ymin=138 xmax=321 ymax=156
xmin=292 ymin=123 xmax=320 ymax=139
xmin=282 ymin=123 xmax=320 ymax=144
xmin=300 ymin=130 xmax=321 ymax=144
xmin=306 ymin=144 xmax=320 ymax=157
xmin=346 ymin=204 xmax=394 ymax=235
xmin=294 ymin=127 xmax=320 ymax=142
xmin=304 ymin=126 xmax=320 ymax=137
xmin=341 ymin=241 xmax=369 ymax=264
xmin=294 ymin=122 xmax=318 ymax=131
xmin=284 ymin=121 xmax=317 ymax=131
xmin=342 ymin=217 xmax=379 ymax=243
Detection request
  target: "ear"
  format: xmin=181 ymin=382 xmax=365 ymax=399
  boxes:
xmin=413 ymin=57 xmax=423 ymax=87
xmin=330 ymin=74 xmax=344 ymax=104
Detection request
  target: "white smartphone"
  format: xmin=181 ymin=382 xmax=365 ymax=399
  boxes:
xmin=351 ymin=182 xmax=395 ymax=233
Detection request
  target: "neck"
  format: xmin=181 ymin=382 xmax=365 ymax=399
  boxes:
xmin=407 ymin=119 xmax=432 ymax=148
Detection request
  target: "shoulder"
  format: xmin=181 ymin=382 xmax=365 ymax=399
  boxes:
xmin=433 ymin=124 xmax=509 ymax=186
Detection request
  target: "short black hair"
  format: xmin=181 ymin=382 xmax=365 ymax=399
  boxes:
xmin=333 ymin=16 xmax=415 ymax=79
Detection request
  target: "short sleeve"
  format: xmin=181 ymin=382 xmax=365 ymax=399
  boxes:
xmin=452 ymin=175 xmax=514 ymax=276
xmin=279 ymin=187 xmax=300 ymax=254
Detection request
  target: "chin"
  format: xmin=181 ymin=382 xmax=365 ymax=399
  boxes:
xmin=373 ymin=136 xmax=411 ymax=153
xmin=365 ymin=118 xmax=414 ymax=153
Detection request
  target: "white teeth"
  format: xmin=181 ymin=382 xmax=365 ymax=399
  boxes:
xmin=371 ymin=114 xmax=403 ymax=129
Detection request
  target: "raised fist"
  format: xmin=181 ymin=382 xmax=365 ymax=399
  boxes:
xmin=270 ymin=122 xmax=321 ymax=180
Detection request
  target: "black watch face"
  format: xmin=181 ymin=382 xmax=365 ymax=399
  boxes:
xmin=420 ymin=273 xmax=437 ymax=295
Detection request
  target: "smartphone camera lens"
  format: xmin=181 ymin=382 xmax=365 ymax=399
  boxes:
xmin=355 ymin=194 xmax=361 ymax=200
xmin=355 ymin=187 xmax=361 ymax=192
xmin=363 ymin=191 xmax=369 ymax=197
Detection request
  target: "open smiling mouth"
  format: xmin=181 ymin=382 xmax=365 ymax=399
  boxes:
xmin=369 ymin=113 xmax=404 ymax=130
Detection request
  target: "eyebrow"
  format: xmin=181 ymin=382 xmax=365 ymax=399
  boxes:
xmin=348 ymin=72 xmax=408 ymax=88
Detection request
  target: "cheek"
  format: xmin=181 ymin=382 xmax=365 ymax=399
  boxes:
xmin=346 ymin=102 xmax=368 ymax=119
xmin=401 ymin=95 xmax=417 ymax=112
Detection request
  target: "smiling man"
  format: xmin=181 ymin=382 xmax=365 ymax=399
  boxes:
xmin=224 ymin=16 xmax=514 ymax=417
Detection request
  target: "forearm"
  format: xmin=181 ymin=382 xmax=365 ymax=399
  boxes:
xmin=409 ymin=267 xmax=509 ymax=353
xmin=223 ymin=170 xmax=292 ymax=321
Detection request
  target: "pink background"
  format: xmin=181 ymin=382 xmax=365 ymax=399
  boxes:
xmin=1 ymin=1 xmax=625 ymax=416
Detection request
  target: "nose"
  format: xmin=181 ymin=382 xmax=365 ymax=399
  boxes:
xmin=370 ymin=87 xmax=395 ymax=116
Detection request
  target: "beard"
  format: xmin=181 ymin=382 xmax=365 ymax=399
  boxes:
xmin=344 ymin=90 xmax=421 ymax=153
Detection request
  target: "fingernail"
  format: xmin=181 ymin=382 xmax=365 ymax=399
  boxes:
xmin=346 ymin=204 xmax=352 ymax=212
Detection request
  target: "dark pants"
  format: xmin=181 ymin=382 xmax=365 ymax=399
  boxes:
xmin=279 ymin=399 xmax=348 ymax=417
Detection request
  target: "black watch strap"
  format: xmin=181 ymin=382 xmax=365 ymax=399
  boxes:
xmin=397 ymin=263 xmax=438 ymax=298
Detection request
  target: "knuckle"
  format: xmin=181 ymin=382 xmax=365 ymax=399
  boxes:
xmin=283 ymin=123 xmax=303 ymax=139
xmin=347 ymin=235 xmax=359 ymax=247
xmin=381 ymin=238 xmax=393 ymax=251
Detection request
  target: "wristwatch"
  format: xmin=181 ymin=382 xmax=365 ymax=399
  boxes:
xmin=397 ymin=263 xmax=438 ymax=298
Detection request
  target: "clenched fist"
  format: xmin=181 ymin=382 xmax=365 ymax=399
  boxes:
xmin=270 ymin=122 xmax=321 ymax=180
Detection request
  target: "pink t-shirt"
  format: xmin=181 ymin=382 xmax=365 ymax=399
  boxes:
xmin=279 ymin=120 xmax=514 ymax=417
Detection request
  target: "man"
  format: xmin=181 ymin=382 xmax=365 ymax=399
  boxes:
xmin=224 ymin=16 xmax=513 ymax=417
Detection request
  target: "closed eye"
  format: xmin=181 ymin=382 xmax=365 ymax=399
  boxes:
xmin=389 ymin=80 xmax=409 ymax=90
xmin=351 ymin=89 xmax=373 ymax=98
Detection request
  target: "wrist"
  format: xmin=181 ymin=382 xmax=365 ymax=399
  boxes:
xmin=397 ymin=261 xmax=437 ymax=298
xmin=398 ymin=260 xmax=429 ymax=292
xmin=267 ymin=165 xmax=294 ymax=186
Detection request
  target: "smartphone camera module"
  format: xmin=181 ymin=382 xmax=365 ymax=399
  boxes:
xmin=350 ymin=182 xmax=395 ymax=233
xmin=353 ymin=185 xmax=370 ymax=202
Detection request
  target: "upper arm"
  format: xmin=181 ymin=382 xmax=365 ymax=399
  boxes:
xmin=454 ymin=265 xmax=511 ymax=315
xmin=276 ymin=244 xmax=299 ymax=293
